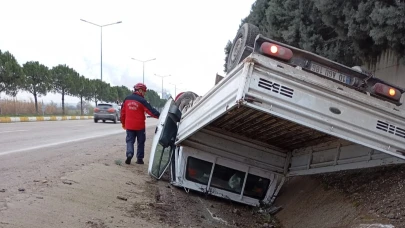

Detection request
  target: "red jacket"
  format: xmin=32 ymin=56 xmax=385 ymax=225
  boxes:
xmin=120 ymin=92 xmax=160 ymax=130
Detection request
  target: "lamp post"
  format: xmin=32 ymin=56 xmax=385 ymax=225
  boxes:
xmin=169 ymin=82 xmax=183 ymax=98
xmin=80 ymin=19 xmax=122 ymax=82
xmin=131 ymin=58 xmax=156 ymax=84
xmin=154 ymin=74 xmax=171 ymax=99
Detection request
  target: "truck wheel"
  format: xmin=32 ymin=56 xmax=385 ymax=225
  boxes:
xmin=226 ymin=23 xmax=260 ymax=73
xmin=175 ymin=91 xmax=199 ymax=113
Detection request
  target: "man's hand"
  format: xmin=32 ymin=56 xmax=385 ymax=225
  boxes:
xmin=122 ymin=123 xmax=126 ymax=130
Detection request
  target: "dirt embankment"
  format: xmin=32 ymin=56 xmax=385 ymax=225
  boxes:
xmin=0 ymin=125 xmax=280 ymax=228
xmin=273 ymin=165 xmax=405 ymax=228
xmin=134 ymin=171 xmax=282 ymax=228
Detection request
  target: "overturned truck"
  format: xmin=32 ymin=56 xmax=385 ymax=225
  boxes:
xmin=148 ymin=23 xmax=405 ymax=206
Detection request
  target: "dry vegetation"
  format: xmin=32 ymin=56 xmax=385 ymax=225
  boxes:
xmin=0 ymin=98 xmax=92 ymax=116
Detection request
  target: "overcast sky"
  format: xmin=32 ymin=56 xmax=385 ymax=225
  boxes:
xmin=0 ymin=0 xmax=255 ymax=105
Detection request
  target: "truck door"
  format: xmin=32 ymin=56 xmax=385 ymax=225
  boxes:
xmin=148 ymin=98 xmax=182 ymax=179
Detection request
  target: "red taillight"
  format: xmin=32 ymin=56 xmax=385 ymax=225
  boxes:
xmin=260 ymin=42 xmax=293 ymax=61
xmin=270 ymin=45 xmax=278 ymax=54
xmin=389 ymin=88 xmax=396 ymax=96
xmin=373 ymin=83 xmax=401 ymax=100
xmin=94 ymin=108 xmax=99 ymax=112
xmin=107 ymin=108 xmax=115 ymax=113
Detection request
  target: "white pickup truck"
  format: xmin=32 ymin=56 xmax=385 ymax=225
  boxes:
xmin=148 ymin=23 xmax=405 ymax=206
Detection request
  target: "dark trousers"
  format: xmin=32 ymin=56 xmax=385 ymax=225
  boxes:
xmin=126 ymin=129 xmax=146 ymax=159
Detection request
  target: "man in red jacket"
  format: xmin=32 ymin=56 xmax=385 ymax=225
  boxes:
xmin=121 ymin=83 xmax=160 ymax=165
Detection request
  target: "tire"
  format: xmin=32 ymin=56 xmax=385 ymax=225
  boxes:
xmin=102 ymin=120 xmax=106 ymax=123
xmin=94 ymin=119 xmax=98 ymax=123
xmin=113 ymin=115 xmax=117 ymax=124
xmin=226 ymin=23 xmax=260 ymax=73
xmin=175 ymin=91 xmax=199 ymax=112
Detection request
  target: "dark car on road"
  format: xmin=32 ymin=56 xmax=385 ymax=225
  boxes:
xmin=93 ymin=103 xmax=121 ymax=124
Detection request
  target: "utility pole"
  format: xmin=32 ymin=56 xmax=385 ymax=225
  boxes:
xmin=80 ymin=19 xmax=122 ymax=83
xmin=80 ymin=19 xmax=122 ymax=105
xmin=169 ymin=82 xmax=183 ymax=98
xmin=131 ymin=58 xmax=156 ymax=83
xmin=154 ymin=74 xmax=171 ymax=99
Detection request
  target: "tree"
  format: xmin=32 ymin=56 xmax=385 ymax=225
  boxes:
xmin=88 ymin=79 xmax=110 ymax=105
xmin=86 ymin=79 xmax=96 ymax=104
xmin=51 ymin=64 xmax=76 ymax=115
xmin=225 ymin=0 xmax=405 ymax=70
xmin=242 ymin=0 xmax=272 ymax=36
xmin=117 ymin=86 xmax=131 ymax=102
xmin=145 ymin=89 xmax=166 ymax=108
xmin=97 ymin=81 xmax=111 ymax=102
xmin=88 ymin=79 xmax=101 ymax=105
xmin=311 ymin=0 xmax=405 ymax=64
xmin=0 ymin=50 xmax=23 ymax=96
xmin=108 ymin=86 xmax=119 ymax=103
xmin=223 ymin=41 xmax=232 ymax=72
xmin=158 ymin=98 xmax=167 ymax=108
xmin=311 ymin=0 xmax=370 ymax=65
xmin=369 ymin=1 xmax=405 ymax=56
xmin=22 ymin=61 xmax=51 ymax=114
xmin=70 ymin=74 xmax=91 ymax=115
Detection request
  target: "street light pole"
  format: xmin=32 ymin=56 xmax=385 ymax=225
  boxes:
xmin=80 ymin=19 xmax=122 ymax=82
xmin=101 ymin=27 xmax=103 ymax=81
xmin=131 ymin=58 xmax=156 ymax=83
xmin=169 ymin=82 xmax=183 ymax=98
xmin=154 ymin=74 xmax=171 ymax=99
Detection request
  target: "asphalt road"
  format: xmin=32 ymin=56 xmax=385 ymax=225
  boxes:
xmin=0 ymin=118 xmax=161 ymax=228
xmin=0 ymin=119 xmax=157 ymax=156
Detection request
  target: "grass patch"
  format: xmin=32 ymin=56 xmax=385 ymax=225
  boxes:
xmin=115 ymin=159 xmax=123 ymax=166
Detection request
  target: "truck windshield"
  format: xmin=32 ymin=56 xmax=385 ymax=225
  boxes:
xmin=151 ymin=144 xmax=171 ymax=178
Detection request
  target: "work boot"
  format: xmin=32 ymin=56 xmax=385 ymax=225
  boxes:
xmin=136 ymin=159 xmax=144 ymax=164
xmin=125 ymin=157 xmax=132 ymax=165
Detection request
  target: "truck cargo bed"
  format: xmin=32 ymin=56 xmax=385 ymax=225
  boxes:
xmin=177 ymin=53 xmax=405 ymax=164
xmin=209 ymin=105 xmax=338 ymax=151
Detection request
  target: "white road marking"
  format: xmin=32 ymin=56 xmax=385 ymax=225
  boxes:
xmin=0 ymin=130 xmax=28 ymax=134
xmin=0 ymin=130 xmax=124 ymax=156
